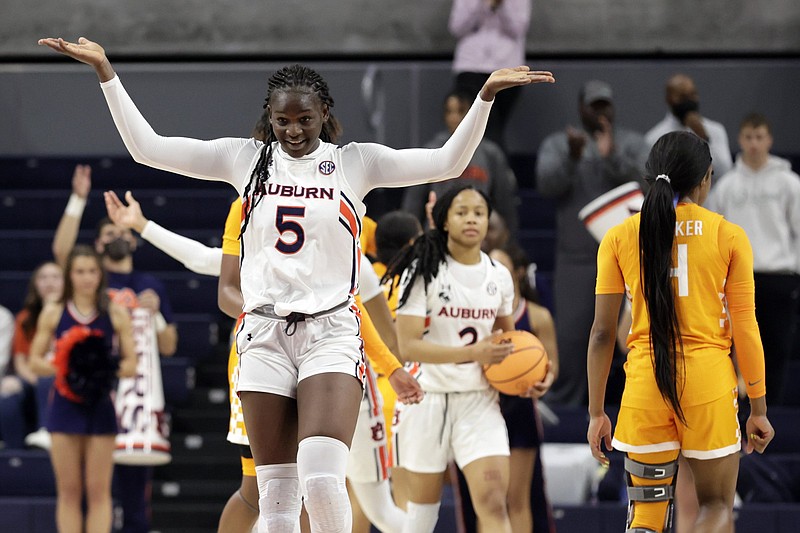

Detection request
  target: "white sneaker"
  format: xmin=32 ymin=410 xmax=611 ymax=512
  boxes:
xmin=24 ymin=428 xmax=52 ymax=450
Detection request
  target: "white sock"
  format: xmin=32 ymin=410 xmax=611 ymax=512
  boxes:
xmin=255 ymin=463 xmax=301 ymax=533
xmin=349 ymin=479 xmax=406 ymax=533
xmin=402 ymin=501 xmax=441 ymax=533
xmin=297 ymin=436 xmax=352 ymax=533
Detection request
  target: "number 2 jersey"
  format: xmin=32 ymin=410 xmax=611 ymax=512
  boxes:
xmin=100 ymin=75 xmax=493 ymax=316
xmin=397 ymin=254 xmax=514 ymax=393
xmin=596 ymin=203 xmax=766 ymax=408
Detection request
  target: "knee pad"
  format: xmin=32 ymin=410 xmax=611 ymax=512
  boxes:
xmin=297 ymin=436 xmax=351 ymax=533
xmin=255 ymin=464 xmax=301 ymax=533
xmin=625 ymin=454 xmax=679 ymax=533
xmin=404 ymin=501 xmax=441 ymax=533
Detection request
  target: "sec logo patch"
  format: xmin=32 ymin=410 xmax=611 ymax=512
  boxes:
xmin=319 ymin=161 xmax=336 ymax=175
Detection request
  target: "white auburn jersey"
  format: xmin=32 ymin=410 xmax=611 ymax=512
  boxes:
xmin=240 ymin=142 xmax=365 ymax=315
xmin=397 ymin=253 xmax=514 ymax=393
xmin=100 ymin=75 xmax=494 ymax=316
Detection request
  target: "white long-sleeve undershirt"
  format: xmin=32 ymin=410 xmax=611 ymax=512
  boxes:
xmin=99 ymin=75 xmax=493 ymax=199
xmin=140 ymin=221 xmax=223 ymax=277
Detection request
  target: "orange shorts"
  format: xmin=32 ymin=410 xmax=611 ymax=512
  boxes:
xmin=612 ymin=388 xmax=740 ymax=460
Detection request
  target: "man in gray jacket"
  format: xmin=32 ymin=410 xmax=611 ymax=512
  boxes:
xmin=536 ymin=80 xmax=649 ymax=406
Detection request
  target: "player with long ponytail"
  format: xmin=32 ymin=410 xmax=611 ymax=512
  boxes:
xmin=587 ymin=131 xmax=774 ymax=532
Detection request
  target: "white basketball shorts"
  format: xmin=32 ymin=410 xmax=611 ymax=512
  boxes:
xmin=236 ymin=303 xmax=366 ymax=398
xmin=392 ymin=388 xmax=509 ymax=473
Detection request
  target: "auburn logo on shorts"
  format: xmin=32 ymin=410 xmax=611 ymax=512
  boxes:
xmin=371 ymin=421 xmax=385 ymax=442
xmin=319 ymin=161 xmax=336 ymax=175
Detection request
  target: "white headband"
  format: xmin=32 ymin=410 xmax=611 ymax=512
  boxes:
xmin=656 ymin=174 xmax=671 ymax=183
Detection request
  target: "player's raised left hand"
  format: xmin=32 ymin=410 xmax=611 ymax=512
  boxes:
xmin=480 ymin=66 xmax=555 ymax=101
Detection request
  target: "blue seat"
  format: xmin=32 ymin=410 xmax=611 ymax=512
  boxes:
xmin=0 ymin=190 xmax=233 ymax=231
xmin=517 ymin=188 xmax=556 ymax=230
xmin=0 ymin=450 xmax=55 ymax=496
xmin=0 ymin=497 xmax=57 ymax=533
xmin=0 ymin=157 xmax=231 ymax=191
xmin=158 ymin=272 xmax=220 ymax=314
xmin=174 ymin=313 xmax=220 ymax=362
xmin=517 ymin=229 xmax=556 ymax=272
xmin=161 ymin=357 xmax=194 ymax=407
xmin=508 ymin=153 xmax=538 ymax=190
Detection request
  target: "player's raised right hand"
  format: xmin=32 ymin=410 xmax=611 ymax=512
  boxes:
xmin=38 ymin=37 xmax=116 ymax=82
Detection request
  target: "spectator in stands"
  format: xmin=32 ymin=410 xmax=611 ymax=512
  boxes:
xmin=450 ymin=0 xmax=531 ymax=152
xmin=706 ymin=113 xmax=800 ymax=405
xmin=536 ymin=80 xmax=649 ymax=406
xmin=0 ymin=302 xmax=15 ymax=445
xmin=645 ymin=73 xmax=733 ymax=177
xmin=402 ymin=88 xmax=520 ymax=236
xmin=52 ymin=164 xmax=178 ymax=533
xmin=29 ymin=245 xmax=137 ymax=533
xmin=0 ymin=305 xmax=11 ymax=376
xmin=0 ymin=262 xmax=63 ymax=450
xmin=587 ymin=131 xmax=774 ymax=533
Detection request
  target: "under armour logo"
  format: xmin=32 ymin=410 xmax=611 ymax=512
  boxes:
xmin=247 ymin=333 xmax=253 ymax=341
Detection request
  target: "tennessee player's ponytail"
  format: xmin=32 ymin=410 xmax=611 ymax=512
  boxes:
xmin=381 ymin=184 xmax=492 ymax=309
xmin=639 ymin=131 xmax=711 ymax=424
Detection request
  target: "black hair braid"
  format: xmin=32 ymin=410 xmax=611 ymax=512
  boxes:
xmin=381 ymin=229 xmax=449 ymax=309
xmin=239 ymin=64 xmax=341 ymax=239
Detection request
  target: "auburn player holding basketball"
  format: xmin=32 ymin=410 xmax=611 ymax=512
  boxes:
xmin=385 ymin=184 xmax=527 ymax=533
xmin=40 ymin=35 xmax=553 ymax=532
xmin=587 ymin=131 xmax=775 ymax=533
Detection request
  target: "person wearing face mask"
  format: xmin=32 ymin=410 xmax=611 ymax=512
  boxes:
xmin=645 ymin=73 xmax=733 ymax=178
xmin=536 ymin=80 xmax=650 ymax=406
xmin=51 ymin=163 xmax=178 ymax=533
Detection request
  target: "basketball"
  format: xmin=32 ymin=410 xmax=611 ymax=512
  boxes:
xmin=484 ymin=330 xmax=549 ymax=396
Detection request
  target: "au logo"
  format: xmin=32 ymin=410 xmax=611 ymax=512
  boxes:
xmin=319 ymin=161 xmax=336 ymax=175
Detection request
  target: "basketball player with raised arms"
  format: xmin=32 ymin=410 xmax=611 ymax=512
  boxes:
xmin=384 ymin=184 xmax=546 ymax=533
xmin=104 ymin=190 xmax=419 ymax=532
xmin=587 ymin=131 xmax=775 ymax=533
xmin=37 ymin=36 xmax=557 ymax=533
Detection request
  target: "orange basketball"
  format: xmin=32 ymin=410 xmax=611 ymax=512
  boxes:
xmin=484 ymin=330 xmax=549 ymax=396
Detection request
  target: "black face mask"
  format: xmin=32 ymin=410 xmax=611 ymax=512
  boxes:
xmin=103 ymin=237 xmax=131 ymax=261
xmin=670 ymin=99 xmax=700 ymax=123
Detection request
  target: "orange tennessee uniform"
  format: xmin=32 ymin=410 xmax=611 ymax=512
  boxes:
xmin=596 ymin=203 xmax=766 ymax=409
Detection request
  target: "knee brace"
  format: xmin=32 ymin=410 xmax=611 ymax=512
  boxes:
xmin=297 ymin=436 xmax=351 ymax=533
xmin=625 ymin=453 xmax=679 ymax=533
xmin=255 ymin=463 xmax=301 ymax=533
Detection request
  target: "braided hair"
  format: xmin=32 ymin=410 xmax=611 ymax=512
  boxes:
xmin=639 ymin=131 xmax=711 ymax=424
xmin=381 ymin=184 xmax=492 ymax=309
xmin=240 ymin=65 xmax=343 ymax=237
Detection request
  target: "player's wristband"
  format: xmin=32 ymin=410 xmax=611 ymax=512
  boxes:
xmin=154 ymin=312 xmax=168 ymax=333
xmin=65 ymin=194 xmax=87 ymax=217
